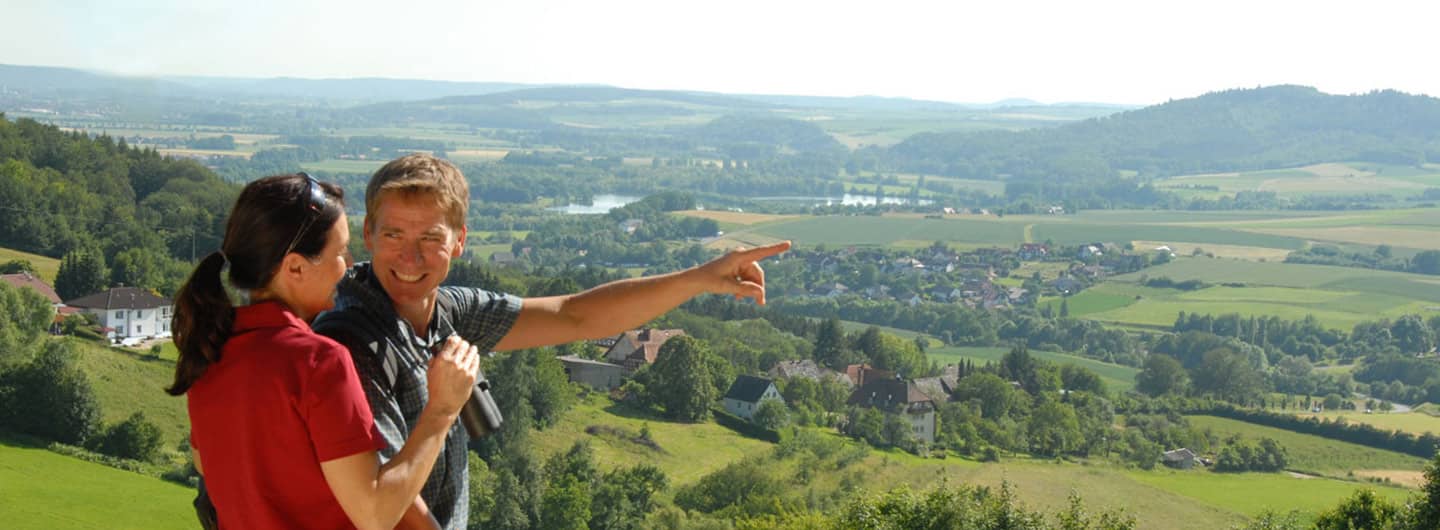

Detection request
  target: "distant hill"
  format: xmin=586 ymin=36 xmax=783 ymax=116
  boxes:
xmin=163 ymin=75 xmax=536 ymax=102
xmin=887 ymin=85 xmax=1440 ymax=180
xmin=0 ymin=64 xmax=196 ymax=96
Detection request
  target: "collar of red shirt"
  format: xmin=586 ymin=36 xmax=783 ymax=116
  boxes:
xmin=233 ymin=300 xmax=309 ymax=334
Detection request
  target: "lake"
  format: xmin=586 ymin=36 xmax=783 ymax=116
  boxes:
xmin=547 ymin=194 xmax=642 ymax=214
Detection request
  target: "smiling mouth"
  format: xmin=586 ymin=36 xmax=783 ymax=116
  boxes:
xmin=392 ymin=270 xmax=427 ymax=283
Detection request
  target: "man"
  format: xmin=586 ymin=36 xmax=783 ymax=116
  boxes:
xmin=311 ymin=153 xmax=789 ymax=529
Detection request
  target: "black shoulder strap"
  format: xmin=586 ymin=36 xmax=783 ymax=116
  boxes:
xmin=315 ymin=310 xmax=400 ymax=392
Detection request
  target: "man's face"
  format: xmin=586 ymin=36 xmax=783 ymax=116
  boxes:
xmin=363 ymin=192 xmax=465 ymax=311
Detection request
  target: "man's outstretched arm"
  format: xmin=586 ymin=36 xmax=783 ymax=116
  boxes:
xmin=494 ymin=241 xmax=790 ymax=352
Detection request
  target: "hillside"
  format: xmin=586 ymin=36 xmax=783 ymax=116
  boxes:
xmin=888 ymin=85 xmax=1440 ymax=179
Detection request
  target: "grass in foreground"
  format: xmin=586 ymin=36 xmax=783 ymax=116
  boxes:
xmin=0 ymin=438 xmax=195 ymax=530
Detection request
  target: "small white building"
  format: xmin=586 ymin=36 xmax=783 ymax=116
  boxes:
xmin=722 ymin=375 xmax=783 ymax=421
xmin=64 ymin=286 xmax=172 ymax=341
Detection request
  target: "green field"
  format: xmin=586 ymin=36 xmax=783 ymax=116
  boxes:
xmin=528 ymin=394 xmax=776 ymax=485
xmin=1159 ymin=163 xmax=1440 ymax=199
xmin=1077 ymin=258 xmax=1440 ymax=330
xmin=927 ymin=346 xmax=1138 ymax=392
xmin=0 ymin=439 xmax=195 ymax=530
xmin=753 ymin=216 xmax=1025 ymax=247
xmin=1128 ymin=468 xmax=1412 ymax=521
xmin=0 ymin=246 xmax=62 ymax=283
xmin=300 ymin=158 xmax=388 ymax=175
xmin=1186 ymin=415 xmax=1428 ymax=478
xmin=1288 ymin=410 xmax=1440 ymax=437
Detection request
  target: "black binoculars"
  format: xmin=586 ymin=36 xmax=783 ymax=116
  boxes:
xmin=434 ymin=336 xmax=504 ymax=438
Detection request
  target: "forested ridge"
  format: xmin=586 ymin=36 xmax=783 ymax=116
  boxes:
xmin=0 ymin=114 xmax=236 ymax=296
xmin=888 ymin=85 xmax=1440 ymax=179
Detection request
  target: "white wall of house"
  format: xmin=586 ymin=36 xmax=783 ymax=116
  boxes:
xmin=907 ymin=409 xmax=935 ymax=444
xmin=90 ymin=305 xmax=172 ymax=340
xmin=724 ymin=385 xmax=782 ymax=421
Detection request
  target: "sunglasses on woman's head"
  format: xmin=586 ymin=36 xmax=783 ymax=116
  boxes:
xmin=280 ymin=172 xmax=326 ymax=258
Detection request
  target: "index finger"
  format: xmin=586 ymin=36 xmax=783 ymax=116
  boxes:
xmin=737 ymin=240 xmax=791 ymax=261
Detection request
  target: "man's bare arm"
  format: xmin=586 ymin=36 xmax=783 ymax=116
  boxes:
xmin=494 ymin=241 xmax=790 ymax=351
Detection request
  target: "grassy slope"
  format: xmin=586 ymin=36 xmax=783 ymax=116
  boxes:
xmin=1186 ymin=415 xmax=1428 ymax=477
xmin=66 ymin=338 xmax=190 ymax=460
xmin=0 ymin=439 xmax=194 ymax=530
xmin=0 ymin=246 xmax=62 ymax=283
xmin=529 ymin=396 xmax=1420 ymax=528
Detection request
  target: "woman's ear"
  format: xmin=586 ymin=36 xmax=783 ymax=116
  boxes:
xmin=280 ymin=252 xmax=309 ymax=283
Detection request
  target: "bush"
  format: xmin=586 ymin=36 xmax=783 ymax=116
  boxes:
xmin=89 ymin=412 xmax=164 ymax=462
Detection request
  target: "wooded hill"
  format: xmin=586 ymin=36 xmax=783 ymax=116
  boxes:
xmin=0 ymin=115 xmax=236 ymax=295
xmin=887 ymin=85 xmax=1440 ymax=179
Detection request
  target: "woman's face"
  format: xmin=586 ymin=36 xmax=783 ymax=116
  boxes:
xmin=293 ymin=212 xmax=351 ymax=320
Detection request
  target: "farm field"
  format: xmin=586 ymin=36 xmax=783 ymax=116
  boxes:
xmin=1127 ymin=468 xmax=1412 ymax=521
xmin=1079 ymin=258 xmax=1440 ymax=330
xmin=928 ymin=345 xmax=1139 ymax=392
xmin=0 ymin=439 xmax=195 ymax=530
xmin=1185 ymin=415 xmax=1428 ymax=478
xmin=0 ymin=245 xmax=62 ymax=282
xmin=300 ymin=158 xmax=388 ymax=175
xmin=1158 ymin=162 xmax=1440 ymax=199
xmin=738 ymin=210 xmax=1324 ymax=253
xmin=1286 ymin=410 xmax=1440 ymax=437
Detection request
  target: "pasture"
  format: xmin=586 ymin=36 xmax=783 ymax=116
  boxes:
xmin=300 ymin=158 xmax=387 ymax=175
xmin=1127 ymin=468 xmax=1413 ymax=521
xmin=1078 ymin=258 xmax=1440 ymax=330
xmin=1159 ymin=162 xmax=1440 ymax=198
xmin=0 ymin=245 xmax=61 ymax=282
xmin=1289 ymin=410 xmax=1440 ymax=437
xmin=1185 ymin=415 xmax=1428 ymax=478
xmin=0 ymin=439 xmax=195 ymax=530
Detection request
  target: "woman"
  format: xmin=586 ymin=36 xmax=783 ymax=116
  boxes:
xmin=168 ymin=173 xmax=477 ymax=529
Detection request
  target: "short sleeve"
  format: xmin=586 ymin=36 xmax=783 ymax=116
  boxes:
xmin=301 ymin=339 xmax=388 ymax=462
xmin=441 ymin=287 xmax=522 ymax=353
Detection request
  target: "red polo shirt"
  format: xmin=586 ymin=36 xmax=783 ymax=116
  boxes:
xmin=188 ymin=301 xmax=386 ymax=530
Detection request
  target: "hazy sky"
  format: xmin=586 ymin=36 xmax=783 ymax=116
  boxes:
xmin=5 ymin=0 xmax=1437 ymax=105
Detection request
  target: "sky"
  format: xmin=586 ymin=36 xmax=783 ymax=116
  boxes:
xmin=4 ymin=0 xmax=1438 ymax=105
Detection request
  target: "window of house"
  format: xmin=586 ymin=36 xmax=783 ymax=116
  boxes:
xmin=136 ymin=325 xmax=143 ymax=334
xmin=114 ymin=311 xmax=122 ymax=319
xmin=136 ymin=310 xmax=144 ymax=318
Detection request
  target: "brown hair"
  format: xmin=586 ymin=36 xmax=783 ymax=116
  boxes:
xmin=365 ymin=153 xmax=468 ymax=230
xmin=166 ymin=174 xmax=344 ymax=396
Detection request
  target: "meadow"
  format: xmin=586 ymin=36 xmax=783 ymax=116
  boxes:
xmin=1158 ymin=162 xmax=1440 ymax=199
xmin=0 ymin=438 xmax=195 ymax=530
xmin=1185 ymin=415 xmax=1429 ymax=478
xmin=1074 ymin=258 xmax=1440 ymax=330
xmin=0 ymin=245 xmax=62 ymax=282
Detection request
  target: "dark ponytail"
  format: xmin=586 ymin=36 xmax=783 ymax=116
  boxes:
xmin=166 ymin=251 xmax=232 ymax=395
xmin=166 ymin=173 xmax=345 ymax=396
